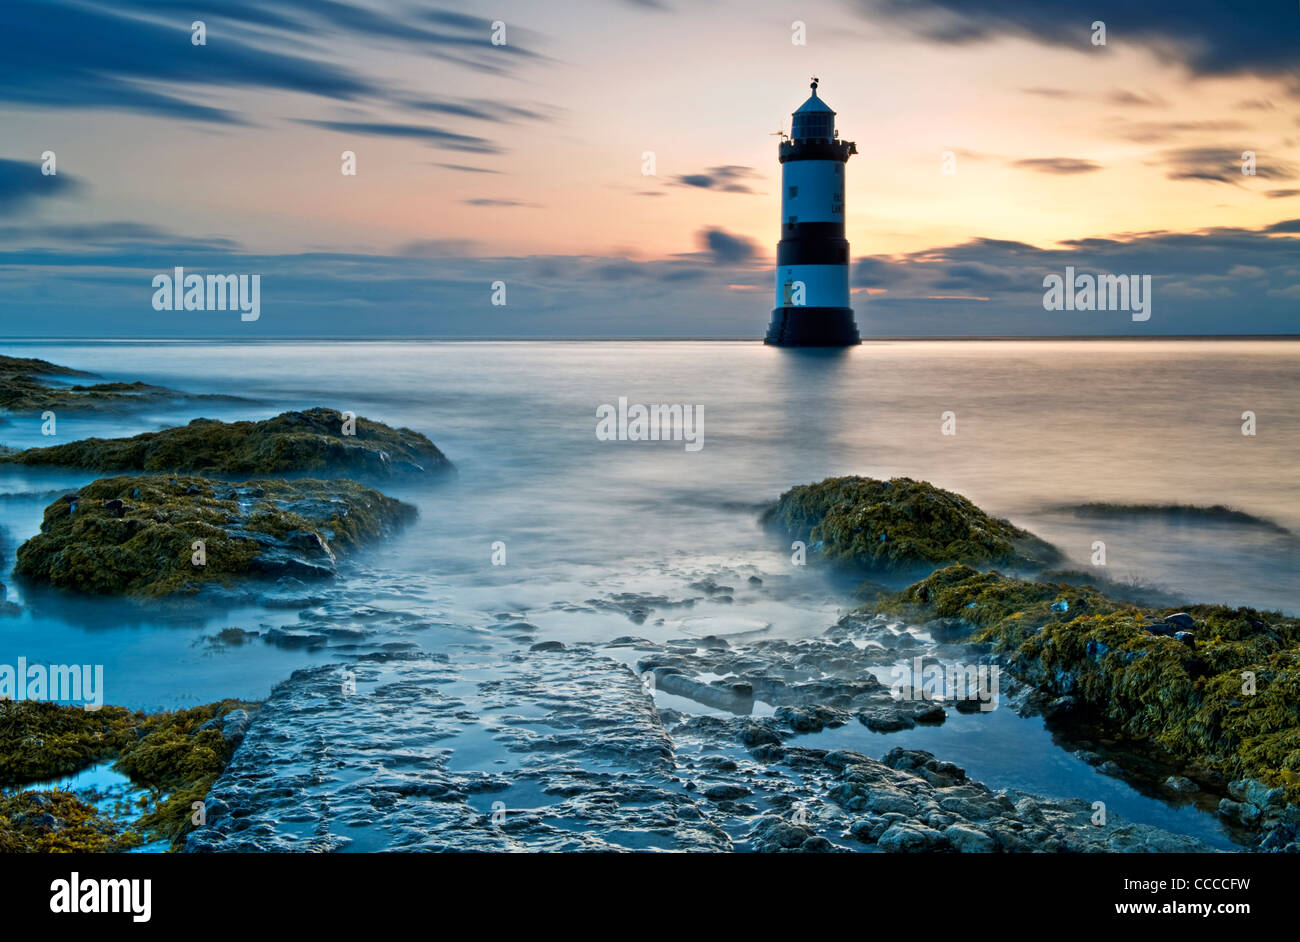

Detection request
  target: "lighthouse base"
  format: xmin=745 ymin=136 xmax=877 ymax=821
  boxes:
xmin=764 ymin=307 xmax=860 ymax=347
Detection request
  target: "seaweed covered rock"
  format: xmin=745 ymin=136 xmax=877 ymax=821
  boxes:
xmin=882 ymin=564 xmax=1300 ymax=808
xmin=0 ymin=699 xmax=256 ymax=851
xmin=115 ymin=701 xmax=256 ymax=846
xmin=0 ymin=701 xmax=137 ymax=785
xmin=3 ymin=408 xmax=453 ymax=477
xmin=14 ymin=474 xmax=416 ymax=597
xmin=0 ymin=354 xmax=95 ymax=380
xmin=0 ymin=790 xmax=140 ymax=853
xmin=763 ymin=476 xmax=1059 ymax=573
xmin=0 ymin=375 xmax=178 ymax=413
xmin=0 ymin=354 xmax=248 ymax=415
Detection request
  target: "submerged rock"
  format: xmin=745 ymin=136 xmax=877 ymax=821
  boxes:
xmin=187 ymin=650 xmax=730 ymax=852
xmin=3 ymin=407 xmax=453 ymax=477
xmin=762 ymin=476 xmax=1060 ymax=572
xmin=14 ymin=474 xmax=416 ymax=597
xmin=178 ymin=647 xmax=1210 ymax=854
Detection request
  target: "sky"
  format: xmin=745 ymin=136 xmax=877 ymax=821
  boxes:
xmin=1 ymin=0 xmax=1298 ymax=338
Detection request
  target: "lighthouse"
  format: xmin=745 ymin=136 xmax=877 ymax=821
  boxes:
xmin=764 ymin=79 xmax=861 ymax=346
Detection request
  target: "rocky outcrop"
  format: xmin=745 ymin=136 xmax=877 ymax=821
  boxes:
xmin=0 ymin=354 xmax=248 ymax=415
xmin=878 ymin=563 xmax=1300 ymax=844
xmin=14 ymin=474 xmax=416 ymax=597
xmin=763 ymin=476 xmax=1060 ymax=573
xmin=3 ymin=408 xmax=453 ymax=477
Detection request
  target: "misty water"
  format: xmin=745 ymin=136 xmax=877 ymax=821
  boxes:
xmin=2 ymin=339 xmax=1297 ymax=850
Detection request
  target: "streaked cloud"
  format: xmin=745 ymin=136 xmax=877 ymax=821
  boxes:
xmin=1161 ymin=147 xmax=1298 ymax=185
xmin=1011 ymin=158 xmax=1102 ymax=175
xmin=296 ymin=120 xmax=500 ymax=153
xmin=673 ymin=166 xmax=760 ymax=193
xmin=864 ymin=0 xmax=1300 ymax=78
xmin=0 ymin=157 xmax=79 ymax=212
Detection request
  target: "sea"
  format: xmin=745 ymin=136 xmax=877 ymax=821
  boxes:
xmin=1 ymin=338 xmax=1296 ymax=850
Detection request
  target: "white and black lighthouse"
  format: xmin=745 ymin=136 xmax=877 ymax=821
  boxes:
xmin=764 ymin=79 xmax=860 ymax=346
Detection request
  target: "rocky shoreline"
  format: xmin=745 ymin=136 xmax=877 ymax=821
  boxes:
xmin=0 ymin=356 xmax=1296 ymax=853
xmin=186 ymin=648 xmax=1208 ymax=853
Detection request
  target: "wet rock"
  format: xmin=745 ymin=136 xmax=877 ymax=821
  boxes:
xmin=190 ymin=649 xmax=730 ymax=852
xmin=530 ymin=641 xmax=565 ymax=652
xmin=953 ymin=697 xmax=987 ymax=714
xmin=877 ymin=823 xmax=947 ymax=852
xmin=944 ymin=824 xmax=997 ymax=853
xmin=703 ymin=784 xmax=752 ymax=802
xmin=1218 ymin=799 xmax=1261 ymax=826
xmin=738 ymin=719 xmax=783 ymax=748
xmin=263 ymin=627 xmax=329 ymax=649
xmin=15 ymin=475 xmax=415 ymax=597
xmin=1164 ymin=775 xmax=1198 ymax=794
xmin=911 ymin=703 xmax=947 ymax=725
xmin=776 ymin=705 xmax=849 ymax=734
xmin=859 ymin=709 xmax=915 ymax=732
xmin=762 ymin=475 xmax=1061 ymax=571
xmin=1163 ymin=612 xmax=1196 ymax=629
xmin=4 ymin=408 xmax=453 ymax=477
xmin=220 ymin=709 xmax=251 ymax=747
xmin=1228 ymin=778 xmax=1285 ymax=812
xmin=1259 ymin=823 xmax=1299 ymax=853
xmin=1043 ymin=695 xmax=1077 ymax=719
xmin=0 ymin=358 xmax=245 ymax=416
xmin=688 ymin=577 xmax=734 ymax=596
xmin=747 ymin=815 xmax=816 ymax=852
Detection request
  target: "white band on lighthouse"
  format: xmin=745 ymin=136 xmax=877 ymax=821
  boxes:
xmin=782 ymin=161 xmax=844 ymax=224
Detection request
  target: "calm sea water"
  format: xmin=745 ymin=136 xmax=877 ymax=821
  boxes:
xmin=1 ymin=339 xmax=1296 ymax=848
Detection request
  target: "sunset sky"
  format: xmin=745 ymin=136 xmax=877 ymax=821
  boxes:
xmin=2 ymin=0 xmax=1298 ymax=336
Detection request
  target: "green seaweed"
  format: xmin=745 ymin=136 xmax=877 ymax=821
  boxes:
xmin=0 ymin=701 xmax=138 ymax=786
xmin=113 ymin=700 xmax=253 ymax=846
xmin=14 ymin=474 xmax=416 ymax=597
xmin=0 ymin=699 xmax=256 ymax=851
xmin=3 ymin=408 xmax=453 ymax=476
xmin=0 ymin=790 xmax=140 ymax=853
xmin=764 ymin=476 xmax=1060 ymax=572
xmin=0 ymin=376 xmax=182 ymax=413
xmin=878 ymin=565 xmax=1300 ymax=801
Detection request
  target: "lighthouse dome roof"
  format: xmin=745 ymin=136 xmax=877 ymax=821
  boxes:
xmin=793 ymin=79 xmax=834 ymax=115
xmin=794 ymin=93 xmax=834 ymax=115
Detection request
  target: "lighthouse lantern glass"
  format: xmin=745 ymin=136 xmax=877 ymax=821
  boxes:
xmin=792 ymin=112 xmax=833 ymax=141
